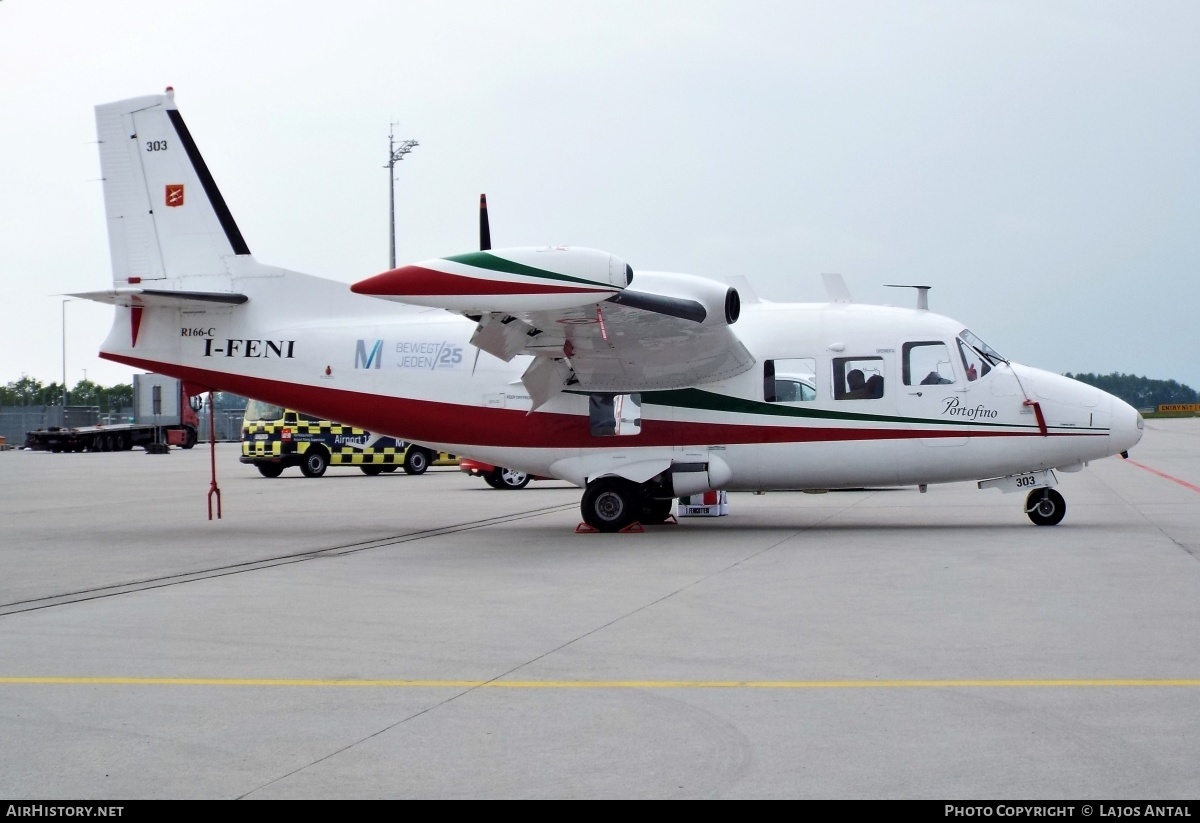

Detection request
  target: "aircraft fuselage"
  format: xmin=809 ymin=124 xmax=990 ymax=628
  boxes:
xmin=100 ymin=266 xmax=1142 ymax=493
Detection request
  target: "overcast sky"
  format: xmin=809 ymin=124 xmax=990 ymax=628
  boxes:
xmin=2 ymin=0 xmax=1198 ymax=392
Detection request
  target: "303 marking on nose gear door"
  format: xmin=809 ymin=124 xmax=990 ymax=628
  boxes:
xmin=977 ymin=470 xmax=1058 ymax=495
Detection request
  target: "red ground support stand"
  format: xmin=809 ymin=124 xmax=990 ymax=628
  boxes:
xmin=206 ymin=390 xmax=222 ymax=520
xmin=574 ymin=521 xmax=646 ymax=534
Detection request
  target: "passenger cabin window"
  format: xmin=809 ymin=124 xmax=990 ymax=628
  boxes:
xmin=764 ymin=358 xmax=817 ymax=402
xmin=903 ymin=342 xmax=955 ymax=386
xmin=833 ymin=356 xmax=885 ymax=399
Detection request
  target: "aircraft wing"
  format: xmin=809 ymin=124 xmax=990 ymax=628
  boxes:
xmin=351 ymin=247 xmax=755 ymax=407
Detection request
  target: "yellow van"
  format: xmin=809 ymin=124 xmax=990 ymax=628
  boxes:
xmin=239 ymin=400 xmax=458 ymax=478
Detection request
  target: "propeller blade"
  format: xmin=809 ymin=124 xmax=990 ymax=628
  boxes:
xmin=479 ymin=193 xmax=491 ymax=251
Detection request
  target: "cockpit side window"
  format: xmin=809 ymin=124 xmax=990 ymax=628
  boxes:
xmin=764 ymin=358 xmax=818 ymax=403
xmin=957 ymin=329 xmax=1005 ymax=382
xmin=903 ymin=342 xmax=955 ymax=386
xmin=957 ymin=339 xmax=992 ymax=382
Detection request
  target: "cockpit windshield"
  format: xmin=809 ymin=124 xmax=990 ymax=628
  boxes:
xmin=957 ymin=330 xmax=1006 ymax=382
xmin=959 ymin=330 xmax=1005 ymax=365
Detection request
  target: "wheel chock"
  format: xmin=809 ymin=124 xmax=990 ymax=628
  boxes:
xmin=574 ymin=521 xmax=646 ymax=534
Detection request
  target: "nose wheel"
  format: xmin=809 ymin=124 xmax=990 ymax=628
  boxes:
xmin=1025 ymin=488 xmax=1066 ymax=526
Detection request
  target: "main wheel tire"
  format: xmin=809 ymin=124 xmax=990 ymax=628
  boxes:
xmin=257 ymin=463 xmax=285 ymax=478
xmin=490 ymin=467 xmax=531 ymax=490
xmin=581 ymin=477 xmax=640 ymax=533
xmin=300 ymin=448 xmax=330 ymax=478
xmin=115 ymin=434 xmax=129 ymax=452
xmin=361 ymin=465 xmax=384 ymax=476
xmin=1026 ymin=488 xmax=1066 ymax=526
xmin=640 ymin=497 xmax=675 ymax=525
xmin=181 ymin=427 xmax=197 ymax=449
xmin=403 ymin=447 xmax=430 ymax=475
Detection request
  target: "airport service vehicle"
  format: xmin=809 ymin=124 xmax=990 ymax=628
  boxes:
xmin=73 ymin=89 xmax=1143 ymax=531
xmin=240 ymin=400 xmax=457 ymax=478
xmin=459 ymin=457 xmax=549 ymax=490
xmin=24 ymin=373 xmax=199 ymax=452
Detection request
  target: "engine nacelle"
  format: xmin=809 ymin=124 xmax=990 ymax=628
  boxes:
xmin=614 ymin=270 xmax=740 ymax=326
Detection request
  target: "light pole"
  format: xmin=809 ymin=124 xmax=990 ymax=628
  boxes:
xmin=61 ymin=298 xmax=70 ymax=408
xmin=385 ymin=124 xmax=418 ymax=269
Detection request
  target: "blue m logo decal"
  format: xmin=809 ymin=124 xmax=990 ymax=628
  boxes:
xmin=355 ymin=339 xmax=383 ymax=369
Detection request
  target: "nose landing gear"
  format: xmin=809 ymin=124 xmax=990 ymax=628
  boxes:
xmin=1025 ymin=487 xmax=1066 ymax=526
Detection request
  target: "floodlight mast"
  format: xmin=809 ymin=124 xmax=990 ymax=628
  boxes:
xmin=385 ymin=124 xmax=419 ymax=269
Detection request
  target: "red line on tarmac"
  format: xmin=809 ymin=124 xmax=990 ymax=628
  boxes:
xmin=1126 ymin=460 xmax=1200 ymax=494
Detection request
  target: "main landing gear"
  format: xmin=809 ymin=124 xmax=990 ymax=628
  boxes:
xmin=1025 ymin=488 xmax=1066 ymax=526
xmin=580 ymin=477 xmax=675 ymax=532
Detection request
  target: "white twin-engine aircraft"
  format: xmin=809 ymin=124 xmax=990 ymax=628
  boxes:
xmin=75 ymin=89 xmax=1143 ymax=531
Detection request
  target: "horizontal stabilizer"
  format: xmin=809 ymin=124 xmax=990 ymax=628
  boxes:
xmin=69 ymin=288 xmax=248 ymax=308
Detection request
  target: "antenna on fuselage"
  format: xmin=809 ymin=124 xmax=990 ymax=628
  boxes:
xmin=822 ymin=273 xmax=853 ymax=303
xmin=885 ymin=284 xmax=931 ymax=310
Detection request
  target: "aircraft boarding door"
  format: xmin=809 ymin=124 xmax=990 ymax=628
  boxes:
xmin=898 ymin=341 xmax=968 ymax=447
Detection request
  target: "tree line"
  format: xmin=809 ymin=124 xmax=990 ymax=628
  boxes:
xmin=1 ymin=375 xmax=131 ymax=411
xmin=1 ymin=375 xmax=247 ymax=412
xmin=1063 ymin=373 xmax=1198 ymax=410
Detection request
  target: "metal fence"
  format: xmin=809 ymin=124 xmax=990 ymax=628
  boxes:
xmin=1 ymin=405 xmax=245 ymax=447
xmin=196 ymin=409 xmax=245 ymax=443
xmin=0 ymin=406 xmax=106 ymax=447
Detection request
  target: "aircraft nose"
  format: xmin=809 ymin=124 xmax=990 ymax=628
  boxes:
xmin=1111 ymin=396 xmax=1144 ymax=455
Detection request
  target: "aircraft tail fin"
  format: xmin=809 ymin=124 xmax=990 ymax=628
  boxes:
xmin=95 ymin=87 xmax=250 ymax=291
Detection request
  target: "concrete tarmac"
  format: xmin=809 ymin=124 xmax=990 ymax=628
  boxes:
xmin=1 ymin=420 xmax=1198 ymax=799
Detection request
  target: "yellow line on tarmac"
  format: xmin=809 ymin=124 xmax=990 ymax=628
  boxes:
xmin=2 ymin=677 xmax=1200 ymax=688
